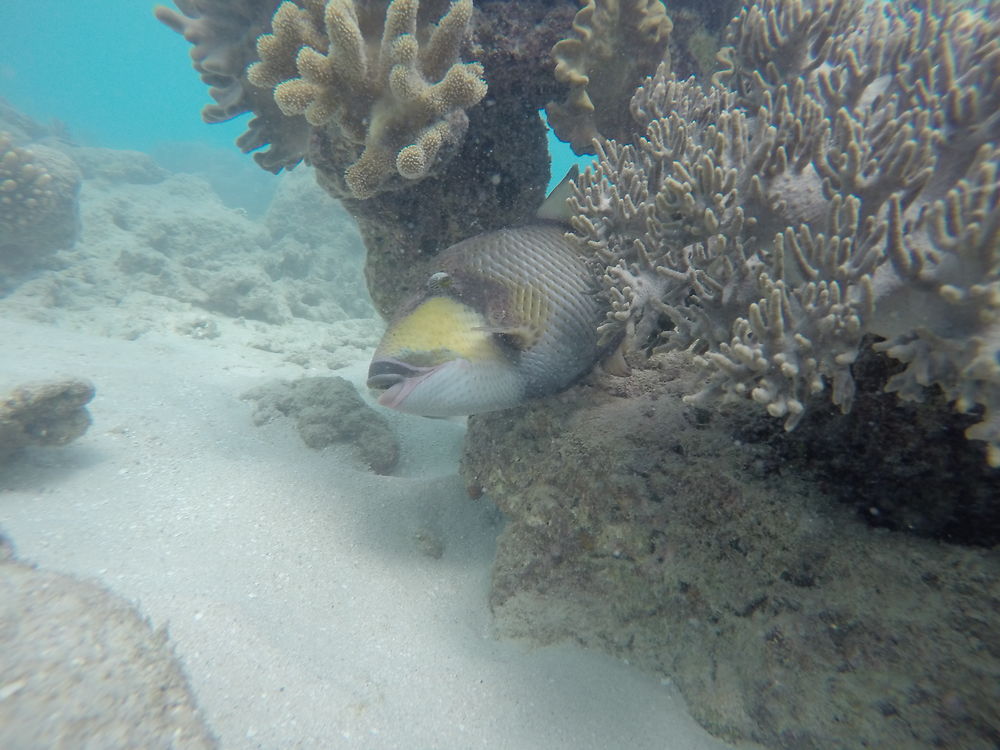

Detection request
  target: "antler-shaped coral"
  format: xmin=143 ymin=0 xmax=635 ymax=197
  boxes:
xmin=570 ymin=0 xmax=1000 ymax=463
xmin=246 ymin=0 xmax=486 ymax=198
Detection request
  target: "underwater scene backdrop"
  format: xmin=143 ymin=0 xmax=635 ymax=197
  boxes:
xmin=1 ymin=0 xmax=999 ymax=748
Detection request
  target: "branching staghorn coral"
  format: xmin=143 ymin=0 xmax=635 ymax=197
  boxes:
xmin=245 ymin=0 xmax=486 ymax=199
xmin=545 ymin=0 xmax=672 ymax=155
xmin=569 ymin=0 xmax=1000 ymax=465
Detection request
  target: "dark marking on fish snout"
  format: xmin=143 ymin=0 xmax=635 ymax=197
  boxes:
xmin=367 ymin=358 xmax=425 ymax=390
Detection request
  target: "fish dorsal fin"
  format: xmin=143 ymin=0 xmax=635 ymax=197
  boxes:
xmin=535 ymin=165 xmax=579 ymax=224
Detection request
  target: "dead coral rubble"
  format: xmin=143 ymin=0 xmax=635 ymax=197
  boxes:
xmin=570 ymin=0 xmax=1000 ymax=464
xmin=0 ymin=379 xmax=95 ymax=463
xmin=242 ymin=376 xmax=400 ymax=473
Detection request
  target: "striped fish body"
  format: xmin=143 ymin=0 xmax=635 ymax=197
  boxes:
xmin=367 ymin=223 xmax=603 ymax=417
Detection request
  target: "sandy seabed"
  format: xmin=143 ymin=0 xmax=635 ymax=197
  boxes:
xmin=0 ymin=311 xmax=747 ymax=750
xmin=0 ymin=152 xmax=750 ymax=748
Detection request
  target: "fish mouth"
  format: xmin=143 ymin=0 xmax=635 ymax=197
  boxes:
xmin=366 ymin=357 xmax=433 ymax=390
xmin=367 ymin=357 xmax=443 ymax=411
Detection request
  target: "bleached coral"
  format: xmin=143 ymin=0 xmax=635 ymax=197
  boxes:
xmin=245 ymin=0 xmax=486 ymax=199
xmin=569 ymin=0 xmax=1000 ymax=464
xmin=545 ymin=0 xmax=672 ymax=156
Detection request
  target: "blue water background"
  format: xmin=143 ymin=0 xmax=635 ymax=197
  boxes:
xmin=0 ymin=1 xmax=590 ymax=193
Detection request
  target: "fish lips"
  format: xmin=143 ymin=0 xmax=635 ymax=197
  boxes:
xmin=367 ymin=357 xmax=439 ymax=410
xmin=366 ymin=357 xmax=427 ymax=389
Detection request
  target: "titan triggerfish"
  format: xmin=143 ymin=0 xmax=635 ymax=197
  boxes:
xmin=366 ymin=220 xmax=604 ymax=417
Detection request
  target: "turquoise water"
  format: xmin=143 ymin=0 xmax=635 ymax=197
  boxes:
xmin=1 ymin=1 xmax=242 ymax=150
xmin=2 ymin=2 xmax=998 ymax=749
xmin=546 ymin=119 xmax=595 ymax=191
xmin=1 ymin=1 xmax=586 ymax=191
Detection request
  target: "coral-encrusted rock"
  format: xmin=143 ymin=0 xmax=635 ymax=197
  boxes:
xmin=247 ymin=0 xmax=487 ymax=200
xmin=317 ymin=0 xmax=568 ymax=316
xmin=0 ymin=133 xmax=81 ymax=272
xmin=159 ymin=0 xmax=572 ymax=316
xmin=461 ymin=352 xmax=1000 ymax=750
xmin=0 ymin=539 xmax=216 ymax=748
xmin=0 ymin=379 xmax=95 ymax=463
xmin=242 ymin=376 xmax=399 ymax=474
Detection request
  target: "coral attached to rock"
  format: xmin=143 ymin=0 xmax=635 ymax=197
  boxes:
xmin=569 ymin=0 xmax=1000 ymax=464
xmin=246 ymin=0 xmax=486 ymax=198
xmin=545 ymin=0 xmax=672 ymax=155
xmin=0 ymin=132 xmax=81 ymax=265
xmin=161 ymin=0 xmax=570 ymax=318
xmin=0 ymin=379 xmax=95 ymax=463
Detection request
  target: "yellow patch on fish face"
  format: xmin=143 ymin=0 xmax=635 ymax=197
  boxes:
xmin=375 ymin=296 xmax=507 ymax=366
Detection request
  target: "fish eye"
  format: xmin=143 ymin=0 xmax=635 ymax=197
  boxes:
xmin=427 ymin=272 xmax=451 ymax=292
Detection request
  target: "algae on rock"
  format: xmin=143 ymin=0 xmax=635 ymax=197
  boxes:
xmin=0 ymin=379 xmax=95 ymax=464
xmin=242 ymin=376 xmax=400 ymax=473
xmin=462 ymin=353 xmax=1000 ymax=750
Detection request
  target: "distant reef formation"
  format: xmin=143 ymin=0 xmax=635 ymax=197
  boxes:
xmin=0 ymin=100 xmax=376 ymax=337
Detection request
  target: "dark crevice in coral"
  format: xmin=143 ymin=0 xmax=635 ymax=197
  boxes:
xmin=473 ymin=0 xmax=578 ymax=108
xmin=734 ymin=341 xmax=1000 ymax=547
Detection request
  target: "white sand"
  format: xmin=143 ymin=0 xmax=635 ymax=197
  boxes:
xmin=0 ymin=159 xmax=747 ymax=749
xmin=0 ymin=314 xmax=742 ymax=750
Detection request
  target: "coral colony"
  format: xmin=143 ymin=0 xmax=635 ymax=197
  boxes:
xmin=158 ymin=0 xmax=1000 ymax=464
xmin=569 ymin=0 xmax=1000 ymax=465
xmin=246 ymin=0 xmax=487 ymax=198
xmin=0 ymin=132 xmax=80 ymax=261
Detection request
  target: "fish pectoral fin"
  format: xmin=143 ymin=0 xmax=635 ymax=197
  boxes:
xmin=600 ymin=337 xmax=632 ymax=377
xmin=472 ymin=324 xmax=540 ymax=350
